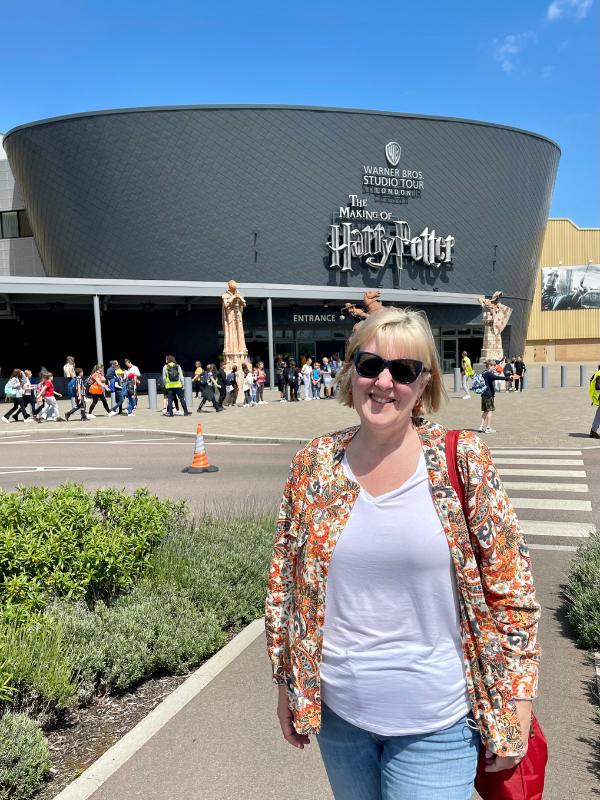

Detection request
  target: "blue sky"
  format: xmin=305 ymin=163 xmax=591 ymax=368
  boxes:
xmin=2 ymin=0 xmax=598 ymax=225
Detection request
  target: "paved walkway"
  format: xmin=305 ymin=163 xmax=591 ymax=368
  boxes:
xmin=26 ymin=377 xmax=599 ymax=450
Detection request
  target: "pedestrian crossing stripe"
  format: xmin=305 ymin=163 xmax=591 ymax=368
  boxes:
xmin=502 ymin=482 xmax=588 ymax=493
xmin=520 ymin=520 xmax=593 ymax=538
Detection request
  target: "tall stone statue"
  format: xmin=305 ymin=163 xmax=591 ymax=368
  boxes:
xmin=222 ymin=279 xmax=248 ymax=367
xmin=479 ymin=291 xmax=512 ymax=362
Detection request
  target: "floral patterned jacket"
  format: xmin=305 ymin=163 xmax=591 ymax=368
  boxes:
xmin=265 ymin=420 xmax=541 ymax=757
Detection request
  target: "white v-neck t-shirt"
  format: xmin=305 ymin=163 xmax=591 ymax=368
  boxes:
xmin=320 ymin=452 xmax=469 ymax=736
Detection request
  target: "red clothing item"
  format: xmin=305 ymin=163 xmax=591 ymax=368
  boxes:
xmin=41 ymin=379 xmax=55 ymax=397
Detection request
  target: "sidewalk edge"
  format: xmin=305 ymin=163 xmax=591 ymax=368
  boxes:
xmin=52 ymin=618 xmax=265 ymax=800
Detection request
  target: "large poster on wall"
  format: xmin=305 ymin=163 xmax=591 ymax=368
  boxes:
xmin=541 ymin=264 xmax=600 ymax=311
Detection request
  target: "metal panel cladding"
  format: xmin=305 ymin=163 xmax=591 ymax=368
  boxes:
xmin=3 ymin=105 xmax=559 ymax=304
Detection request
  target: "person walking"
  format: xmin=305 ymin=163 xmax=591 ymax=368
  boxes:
xmin=63 ymin=356 xmax=77 ymax=410
xmin=192 ymin=361 xmax=204 ymax=398
xmin=460 ymin=351 xmax=474 ymax=399
xmin=301 ymin=358 xmax=313 ymax=400
xmin=216 ymin=361 xmax=228 ymax=410
xmin=589 ymin=364 xmax=600 ymax=439
xmin=2 ymin=370 xmax=31 ymax=423
xmin=108 ymin=361 xmax=126 ymax=416
xmin=514 ymin=356 xmax=526 ymax=391
xmin=266 ymin=307 xmax=540 ymax=800
xmin=224 ymin=364 xmax=239 ymax=407
xmin=162 ymin=355 xmax=191 ymax=417
xmin=87 ymin=365 xmax=111 ymax=416
xmin=22 ymin=370 xmax=36 ymax=418
xmin=65 ymin=368 xmax=90 ymax=421
xmin=311 ymin=360 xmax=322 ymax=399
xmin=197 ymin=364 xmax=222 ymax=412
xmin=37 ymin=372 xmax=64 ymax=422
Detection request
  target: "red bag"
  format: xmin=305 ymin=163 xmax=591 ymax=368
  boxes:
xmin=445 ymin=429 xmax=548 ymax=800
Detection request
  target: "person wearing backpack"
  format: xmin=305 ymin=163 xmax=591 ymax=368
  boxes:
xmin=589 ymin=364 xmax=600 ymax=439
xmin=65 ymin=368 xmax=90 ymax=421
xmin=108 ymin=362 xmax=126 ymax=416
xmin=162 ymin=355 xmax=191 ymax=417
xmin=224 ymin=364 xmax=239 ymax=407
xmin=2 ymin=369 xmax=31 ymax=423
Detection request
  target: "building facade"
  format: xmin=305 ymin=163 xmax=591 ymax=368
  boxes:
xmin=1 ymin=105 xmax=560 ymax=375
xmin=525 ymin=218 xmax=600 ymax=362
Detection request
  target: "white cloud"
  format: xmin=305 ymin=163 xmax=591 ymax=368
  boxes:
xmin=547 ymin=0 xmax=593 ymax=21
xmin=542 ymin=65 xmax=554 ymax=78
xmin=494 ymin=32 xmax=536 ymax=72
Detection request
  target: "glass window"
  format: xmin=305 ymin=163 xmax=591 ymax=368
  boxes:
xmin=253 ymin=329 xmax=268 ymax=340
xmin=18 ymin=210 xmax=33 ymax=238
xmin=1 ymin=211 xmax=20 ymax=239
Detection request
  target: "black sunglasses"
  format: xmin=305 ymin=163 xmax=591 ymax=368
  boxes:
xmin=353 ymin=351 xmax=427 ymax=384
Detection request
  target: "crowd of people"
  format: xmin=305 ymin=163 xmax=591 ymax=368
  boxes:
xmin=1 ymin=356 xmax=141 ymax=423
xmin=272 ymin=353 xmax=341 ymax=402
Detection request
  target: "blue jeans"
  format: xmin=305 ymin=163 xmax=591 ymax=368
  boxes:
xmin=316 ymin=703 xmax=480 ymax=800
xmin=592 ymin=405 xmax=600 ymax=432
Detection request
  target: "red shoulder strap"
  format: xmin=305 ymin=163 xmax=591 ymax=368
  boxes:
xmin=445 ymin=429 xmax=466 ymax=511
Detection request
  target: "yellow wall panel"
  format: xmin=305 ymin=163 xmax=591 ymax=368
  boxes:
xmin=525 ymin=219 xmax=600 ymax=351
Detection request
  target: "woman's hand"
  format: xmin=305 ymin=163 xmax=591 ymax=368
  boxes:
xmin=484 ymin=700 xmax=532 ymax=772
xmin=277 ymin=686 xmax=310 ymax=749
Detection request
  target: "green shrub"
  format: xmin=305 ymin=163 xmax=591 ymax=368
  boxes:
xmin=565 ymin=529 xmax=600 ymax=650
xmin=0 ymin=620 xmax=76 ymax=726
xmin=0 ymin=712 xmax=50 ymax=800
xmin=140 ymin=514 xmax=275 ymax=628
xmin=49 ymin=587 xmax=226 ymax=698
xmin=0 ymin=484 xmax=184 ymax=622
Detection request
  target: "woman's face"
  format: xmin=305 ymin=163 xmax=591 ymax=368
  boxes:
xmin=351 ymin=335 xmax=429 ymax=433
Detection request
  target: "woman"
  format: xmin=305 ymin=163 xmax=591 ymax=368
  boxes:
xmin=255 ymin=361 xmax=267 ymax=404
xmin=265 ymin=307 xmax=540 ymax=800
xmin=2 ymin=369 xmax=31 ymax=423
xmin=64 ymin=356 xmax=77 ymax=410
xmin=87 ymin=364 xmax=110 ymax=416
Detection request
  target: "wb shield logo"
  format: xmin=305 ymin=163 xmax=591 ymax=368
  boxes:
xmin=385 ymin=141 xmax=401 ymax=167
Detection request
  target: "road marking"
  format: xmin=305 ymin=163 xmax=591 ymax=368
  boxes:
xmin=52 ymin=618 xmax=265 ymax=800
xmin=492 ymin=458 xmax=584 ymax=466
xmin=11 ymin=438 xmax=179 ymax=445
xmin=503 ymin=482 xmax=589 ymax=493
xmin=511 ymin=497 xmax=592 ymax=511
xmin=498 ymin=468 xmax=587 ymax=477
xmin=528 ymin=544 xmax=578 ymax=552
xmin=521 ymin=520 xmax=593 ymax=538
xmin=491 ymin=449 xmax=582 ymax=456
xmin=201 ymin=442 xmax=280 ymax=447
xmin=0 ymin=467 xmax=133 ymax=476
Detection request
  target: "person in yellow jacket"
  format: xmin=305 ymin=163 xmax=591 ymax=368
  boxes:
xmin=162 ymin=355 xmax=192 ymax=418
xmin=461 ymin=351 xmax=475 ymax=399
xmin=589 ymin=364 xmax=600 ymax=439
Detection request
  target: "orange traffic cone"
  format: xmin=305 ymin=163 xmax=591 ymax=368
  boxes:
xmin=182 ymin=423 xmax=219 ymax=474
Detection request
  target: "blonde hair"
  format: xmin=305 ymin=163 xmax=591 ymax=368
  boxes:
xmin=336 ymin=307 xmax=446 ymax=413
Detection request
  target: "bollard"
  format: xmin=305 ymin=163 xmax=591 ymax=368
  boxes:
xmin=522 ymin=371 xmax=528 ymax=390
xmin=560 ymin=365 xmax=568 ymax=387
xmin=110 ymin=391 xmax=116 ymax=407
xmin=147 ymin=378 xmax=157 ymax=410
xmin=453 ymin=368 xmax=462 ymax=393
xmin=580 ymin=365 xmax=586 ymax=387
xmin=184 ymin=376 xmax=193 ymax=410
xmin=541 ymin=366 xmax=548 ymax=389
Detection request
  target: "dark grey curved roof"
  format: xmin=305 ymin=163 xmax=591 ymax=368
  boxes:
xmin=2 ymin=104 xmax=560 ymax=151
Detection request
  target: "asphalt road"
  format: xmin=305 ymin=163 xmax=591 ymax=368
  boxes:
xmin=1 ymin=427 xmax=599 ymax=797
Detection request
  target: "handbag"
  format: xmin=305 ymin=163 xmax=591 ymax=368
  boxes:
xmin=445 ymin=429 xmax=548 ymax=800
